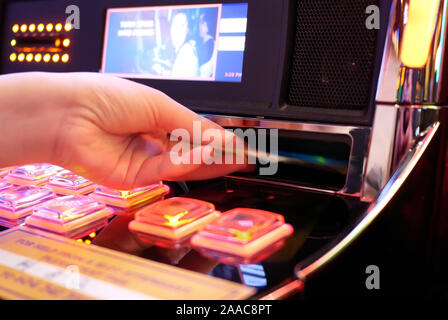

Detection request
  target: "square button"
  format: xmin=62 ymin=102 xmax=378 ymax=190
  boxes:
xmin=191 ymin=208 xmax=293 ymax=264
xmin=129 ymin=197 xmax=219 ymax=248
xmin=0 ymin=186 xmax=55 ymax=227
xmin=48 ymin=170 xmax=95 ymax=195
xmin=25 ymin=195 xmax=114 ymax=238
xmin=5 ymin=164 xmax=63 ymax=186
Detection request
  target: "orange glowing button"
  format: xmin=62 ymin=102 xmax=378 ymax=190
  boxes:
xmin=43 ymin=54 xmax=51 ymax=63
xmin=20 ymin=24 xmax=27 ymax=33
xmin=25 ymin=195 xmax=113 ymax=239
xmin=34 ymin=53 xmax=42 ymax=63
xmin=37 ymin=23 xmax=45 ymax=32
xmin=48 ymin=170 xmax=95 ymax=195
xmin=129 ymin=197 xmax=219 ymax=247
xmin=64 ymin=23 xmax=72 ymax=32
xmin=52 ymin=54 xmax=60 ymax=63
xmin=12 ymin=24 xmax=19 ymax=33
xmin=191 ymin=208 xmax=294 ymax=264
xmin=90 ymin=184 xmax=170 ymax=210
xmin=61 ymin=54 xmax=69 ymax=63
xmin=46 ymin=23 xmax=53 ymax=32
xmin=17 ymin=53 xmax=25 ymax=62
xmin=400 ymin=0 xmax=441 ymax=68
xmin=26 ymin=53 xmax=33 ymax=62
xmin=55 ymin=23 xmax=63 ymax=32
xmin=62 ymin=38 xmax=70 ymax=47
xmin=10 ymin=39 xmax=16 ymax=47
xmin=29 ymin=24 xmax=36 ymax=32
xmin=0 ymin=186 xmax=54 ymax=228
xmin=5 ymin=164 xmax=63 ymax=186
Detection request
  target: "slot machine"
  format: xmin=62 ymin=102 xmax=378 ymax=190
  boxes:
xmin=0 ymin=0 xmax=447 ymax=299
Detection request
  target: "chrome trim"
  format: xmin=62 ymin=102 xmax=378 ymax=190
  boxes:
xmin=295 ymin=122 xmax=440 ymax=280
xmin=363 ymin=105 xmax=440 ymax=200
xmin=202 ymin=114 xmax=370 ymax=197
xmin=377 ymin=0 xmax=448 ymax=104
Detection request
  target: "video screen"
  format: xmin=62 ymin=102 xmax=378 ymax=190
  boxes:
xmin=102 ymin=3 xmax=248 ymax=82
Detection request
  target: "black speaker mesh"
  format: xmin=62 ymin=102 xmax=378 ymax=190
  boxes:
xmin=287 ymin=0 xmax=379 ymax=110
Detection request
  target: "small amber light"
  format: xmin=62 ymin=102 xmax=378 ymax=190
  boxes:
xmin=12 ymin=24 xmax=19 ymax=33
xmin=37 ymin=23 xmax=45 ymax=32
xmin=89 ymin=232 xmax=96 ymax=238
xmin=64 ymin=23 xmax=72 ymax=32
xmin=9 ymin=53 xmax=17 ymax=62
xmin=20 ymin=24 xmax=27 ymax=33
xmin=62 ymin=38 xmax=70 ymax=47
xmin=55 ymin=23 xmax=63 ymax=32
xmin=29 ymin=24 xmax=36 ymax=32
xmin=61 ymin=54 xmax=69 ymax=63
xmin=43 ymin=54 xmax=51 ymax=63
xmin=85 ymin=240 xmax=92 ymax=245
xmin=52 ymin=54 xmax=60 ymax=63
xmin=55 ymin=38 xmax=61 ymax=47
xmin=46 ymin=23 xmax=53 ymax=32
xmin=18 ymin=53 xmax=25 ymax=62
xmin=34 ymin=53 xmax=42 ymax=63
xmin=10 ymin=39 xmax=16 ymax=47
xmin=26 ymin=53 xmax=33 ymax=62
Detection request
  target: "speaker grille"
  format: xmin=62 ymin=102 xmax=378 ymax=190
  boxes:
xmin=287 ymin=0 xmax=379 ymax=110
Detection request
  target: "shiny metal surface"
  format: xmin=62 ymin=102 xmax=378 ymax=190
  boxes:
xmin=202 ymin=114 xmax=371 ymax=197
xmin=377 ymin=0 xmax=448 ymax=104
xmin=363 ymin=105 xmax=440 ymax=200
xmin=295 ymin=121 xmax=440 ymax=280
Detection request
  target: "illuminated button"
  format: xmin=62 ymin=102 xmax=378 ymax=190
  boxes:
xmin=52 ymin=54 xmax=60 ymax=63
xmin=61 ymin=54 xmax=69 ymax=63
xmin=0 ymin=186 xmax=54 ymax=227
xmin=25 ymin=195 xmax=113 ymax=238
xmin=129 ymin=197 xmax=219 ymax=248
xmin=20 ymin=24 xmax=27 ymax=33
xmin=12 ymin=24 xmax=19 ymax=33
xmin=46 ymin=23 xmax=53 ymax=32
xmin=10 ymin=39 xmax=16 ymax=47
xmin=90 ymin=184 xmax=170 ymax=210
xmin=191 ymin=208 xmax=294 ymax=265
xmin=48 ymin=170 xmax=95 ymax=195
xmin=62 ymin=38 xmax=70 ymax=47
xmin=37 ymin=23 xmax=45 ymax=32
xmin=55 ymin=23 xmax=63 ymax=32
xmin=64 ymin=23 xmax=72 ymax=32
xmin=17 ymin=53 xmax=25 ymax=62
xmin=43 ymin=54 xmax=51 ymax=63
xmin=54 ymin=38 xmax=61 ymax=47
xmin=29 ymin=24 xmax=36 ymax=32
xmin=9 ymin=53 xmax=17 ymax=62
xmin=26 ymin=53 xmax=33 ymax=62
xmin=5 ymin=164 xmax=63 ymax=186
xmin=34 ymin=53 xmax=42 ymax=63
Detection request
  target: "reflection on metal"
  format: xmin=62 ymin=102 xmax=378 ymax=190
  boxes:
xmin=203 ymin=114 xmax=370 ymax=197
xmin=377 ymin=0 xmax=448 ymax=104
xmin=295 ymin=122 xmax=439 ymax=280
xmin=363 ymin=105 xmax=439 ymax=200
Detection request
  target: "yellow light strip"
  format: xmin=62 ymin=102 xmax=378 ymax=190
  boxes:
xmin=400 ymin=0 xmax=441 ymax=68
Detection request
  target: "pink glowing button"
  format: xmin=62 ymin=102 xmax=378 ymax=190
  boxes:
xmin=191 ymin=208 xmax=294 ymax=264
xmin=129 ymin=197 xmax=220 ymax=248
xmin=0 ymin=186 xmax=55 ymax=227
xmin=5 ymin=164 xmax=63 ymax=186
xmin=90 ymin=184 xmax=170 ymax=209
xmin=25 ymin=195 xmax=114 ymax=238
xmin=48 ymin=170 xmax=95 ymax=195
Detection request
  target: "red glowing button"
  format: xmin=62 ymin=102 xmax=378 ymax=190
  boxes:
xmin=48 ymin=170 xmax=95 ymax=195
xmin=0 ymin=186 xmax=54 ymax=227
xmin=5 ymin=164 xmax=63 ymax=186
xmin=90 ymin=184 xmax=170 ymax=210
xmin=191 ymin=208 xmax=294 ymax=264
xmin=129 ymin=197 xmax=219 ymax=247
xmin=25 ymin=195 xmax=113 ymax=238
